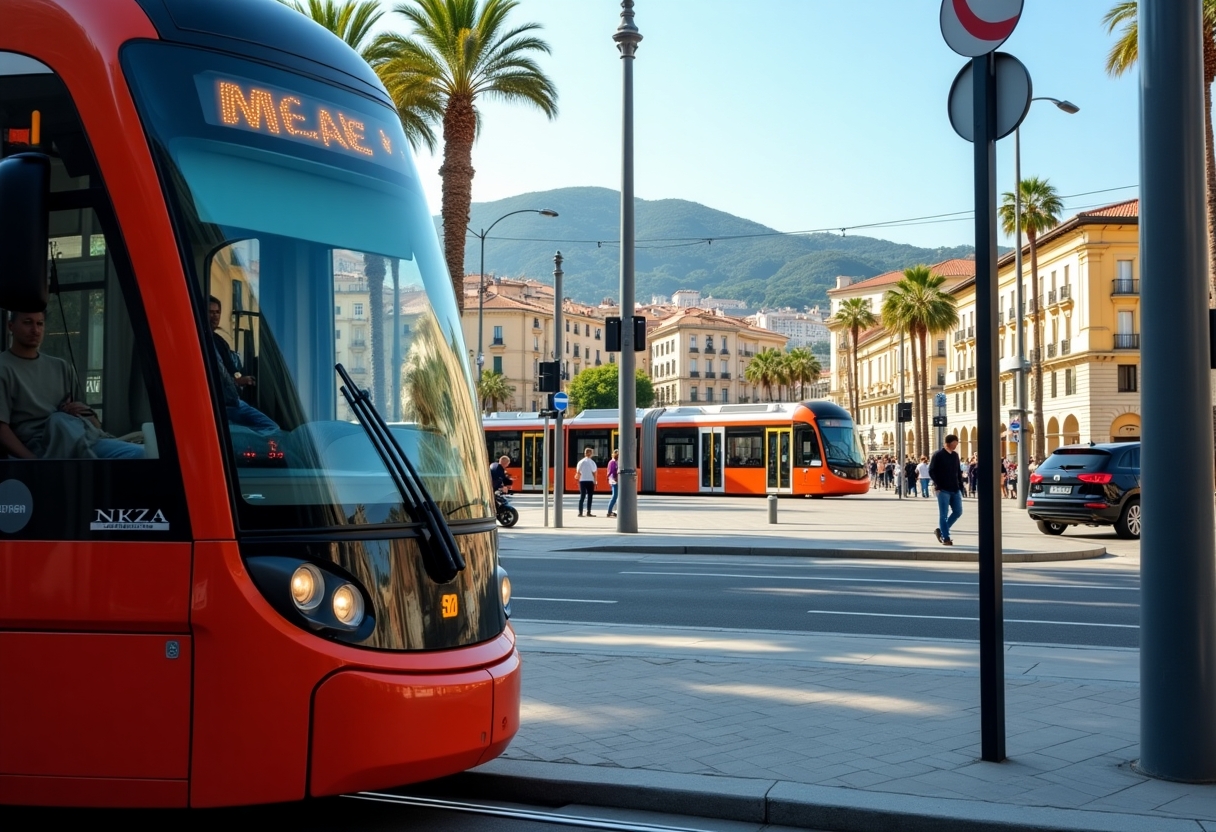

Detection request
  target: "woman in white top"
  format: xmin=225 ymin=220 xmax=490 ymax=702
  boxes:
xmin=575 ymin=446 xmax=598 ymax=517
xmin=916 ymin=455 xmax=931 ymax=498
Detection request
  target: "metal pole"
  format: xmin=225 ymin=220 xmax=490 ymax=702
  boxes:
xmin=543 ymin=418 xmax=551 ymax=524
xmin=1139 ymin=0 xmax=1216 ymax=781
xmin=973 ymin=52 xmax=1005 ymax=762
xmin=1014 ymin=126 xmax=1028 ymax=509
xmin=614 ymin=0 xmax=642 ymax=534
xmin=476 ymin=231 xmax=485 ymax=378
xmin=552 ymin=251 xmax=565 ymax=529
xmin=897 ymin=329 xmax=905 ymax=500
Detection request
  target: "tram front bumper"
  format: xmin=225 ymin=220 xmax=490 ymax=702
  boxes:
xmin=308 ymin=647 xmax=521 ymax=797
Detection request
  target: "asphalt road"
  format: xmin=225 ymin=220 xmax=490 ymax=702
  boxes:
xmin=503 ymin=551 xmax=1140 ymax=649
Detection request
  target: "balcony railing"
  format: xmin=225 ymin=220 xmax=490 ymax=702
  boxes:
xmin=1007 ymin=307 xmax=1015 ymax=322
xmin=348 ymin=338 xmax=366 ymax=348
xmin=690 ymin=370 xmax=701 ymax=378
xmin=745 ymin=350 xmax=755 ymax=357
xmin=491 ymin=338 xmax=505 ymax=346
xmin=967 ymin=326 xmax=975 ymax=340
xmin=720 ymin=348 xmax=730 ymax=355
xmin=1058 ymin=284 xmax=1072 ymax=302
xmin=1112 ymin=279 xmax=1140 ymax=295
xmin=705 ymin=371 xmax=716 ymax=379
xmin=721 ymin=371 xmax=731 ymax=379
xmin=967 ymin=366 xmax=975 ymax=379
xmin=1047 ymin=289 xmax=1057 ymax=305
xmin=689 ymin=346 xmax=700 ymax=353
xmin=1028 ymin=348 xmax=1040 ymax=363
xmin=997 ymin=312 xmax=1004 ymax=326
xmin=955 ymin=370 xmax=964 ymax=382
xmin=1061 ymin=339 xmax=1071 ymax=355
xmin=1113 ymin=333 xmax=1141 ymax=349
xmin=1046 ymin=343 xmax=1057 ymax=358
xmin=953 ymin=330 xmax=965 ymax=343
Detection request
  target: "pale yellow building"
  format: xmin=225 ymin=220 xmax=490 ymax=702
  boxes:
xmin=648 ymin=308 xmax=788 ymax=406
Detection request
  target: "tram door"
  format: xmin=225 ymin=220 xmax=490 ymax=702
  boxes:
xmin=522 ymin=431 xmax=544 ymax=489
xmin=699 ymin=427 xmax=725 ymax=492
xmin=766 ymin=428 xmax=792 ymax=491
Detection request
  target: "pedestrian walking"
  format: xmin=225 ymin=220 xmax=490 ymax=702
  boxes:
xmin=916 ymin=455 xmax=931 ymax=498
xmin=929 ymin=434 xmax=965 ymax=545
xmin=605 ymin=449 xmax=620 ymax=518
xmin=576 ymin=447 xmax=598 ymax=517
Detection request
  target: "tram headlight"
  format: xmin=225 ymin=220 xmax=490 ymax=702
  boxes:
xmin=497 ymin=565 xmax=512 ymax=618
xmin=290 ymin=563 xmax=324 ymax=611
xmin=332 ymin=583 xmax=365 ymax=627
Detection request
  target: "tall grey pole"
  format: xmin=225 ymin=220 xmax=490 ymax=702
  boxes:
xmin=614 ymin=0 xmax=642 ymax=533
xmin=1014 ymin=126 xmax=1028 ymax=509
xmin=553 ymin=251 xmax=565 ymax=529
xmin=973 ymin=52 xmax=1005 ymax=762
xmin=542 ymin=412 xmax=550 ymax=527
xmin=476 ymin=232 xmax=486 ymax=378
xmin=897 ymin=330 xmax=905 ymax=501
xmin=1139 ymin=0 xmax=1216 ymax=781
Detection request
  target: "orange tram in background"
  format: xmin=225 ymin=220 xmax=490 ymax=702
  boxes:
xmin=485 ymin=401 xmax=871 ymax=497
xmin=0 ymin=0 xmax=517 ymax=809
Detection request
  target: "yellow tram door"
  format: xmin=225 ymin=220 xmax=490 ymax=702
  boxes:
xmin=699 ymin=426 xmax=725 ymax=493
xmin=766 ymin=427 xmax=792 ymax=492
xmin=522 ymin=431 xmax=544 ymax=489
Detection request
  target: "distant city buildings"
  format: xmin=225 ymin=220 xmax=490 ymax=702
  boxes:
xmin=749 ymin=306 xmax=830 ymax=348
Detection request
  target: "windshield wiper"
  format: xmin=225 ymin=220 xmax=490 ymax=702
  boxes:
xmin=336 ymin=363 xmax=465 ymax=584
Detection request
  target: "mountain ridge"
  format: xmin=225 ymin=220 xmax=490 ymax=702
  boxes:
xmin=440 ymin=187 xmax=979 ymax=311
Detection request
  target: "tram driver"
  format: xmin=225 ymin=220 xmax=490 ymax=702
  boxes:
xmin=0 ymin=309 xmax=144 ymax=459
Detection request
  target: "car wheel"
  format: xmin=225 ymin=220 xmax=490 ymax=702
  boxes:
xmin=1115 ymin=498 xmax=1141 ymax=539
xmin=1036 ymin=520 xmax=1067 ymax=536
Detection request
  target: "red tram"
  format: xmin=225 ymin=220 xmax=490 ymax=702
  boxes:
xmin=0 ymin=0 xmax=516 ymax=808
xmin=484 ymin=401 xmax=871 ymax=497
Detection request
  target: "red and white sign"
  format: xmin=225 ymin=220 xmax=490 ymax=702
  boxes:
xmin=940 ymin=0 xmax=1023 ymax=57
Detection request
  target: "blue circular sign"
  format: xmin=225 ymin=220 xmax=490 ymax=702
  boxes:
xmin=553 ymin=392 xmax=569 ymax=411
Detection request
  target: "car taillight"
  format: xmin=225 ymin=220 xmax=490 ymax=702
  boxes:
xmin=1029 ymin=473 xmax=1043 ymax=484
xmin=1077 ymin=473 xmax=1113 ymax=484
xmin=1083 ymin=502 xmax=1108 ymax=509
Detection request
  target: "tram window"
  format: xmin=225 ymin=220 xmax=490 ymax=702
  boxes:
xmin=657 ymin=427 xmax=697 ymax=467
xmin=488 ymin=431 xmax=521 ymax=466
xmin=795 ymin=427 xmax=822 ymax=467
xmin=568 ymin=430 xmax=612 ymax=468
xmin=725 ymin=429 xmax=764 ymax=467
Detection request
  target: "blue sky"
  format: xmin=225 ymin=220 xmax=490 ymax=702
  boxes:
xmin=374 ymin=1 xmax=1141 ymax=249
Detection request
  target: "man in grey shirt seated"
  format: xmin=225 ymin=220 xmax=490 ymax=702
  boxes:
xmin=0 ymin=309 xmax=143 ymax=459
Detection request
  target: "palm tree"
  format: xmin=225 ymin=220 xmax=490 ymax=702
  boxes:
xmin=1104 ymin=1 xmax=1216 ymax=292
xmin=831 ymin=298 xmax=878 ymax=421
xmin=278 ymin=0 xmax=441 ymax=150
xmin=785 ymin=347 xmax=822 ymax=400
xmin=745 ymin=349 xmax=780 ymax=402
xmin=883 ymin=267 xmax=958 ymax=458
xmin=477 ymin=369 xmax=514 ymax=412
xmin=375 ymin=0 xmax=558 ymax=314
xmin=881 ymin=286 xmax=922 ymax=456
xmin=1000 ymin=177 xmax=1062 ymax=461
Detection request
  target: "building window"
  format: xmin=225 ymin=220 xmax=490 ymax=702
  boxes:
xmin=533 ymin=317 xmax=540 ymax=329
xmin=1065 ymin=368 xmax=1075 ymax=395
xmin=566 ymin=341 xmax=570 ymax=354
xmin=574 ymin=345 xmax=580 ymax=358
xmin=353 ymin=302 xmax=364 ymax=317
xmin=596 ymin=349 xmax=601 ymax=362
xmin=1001 ymin=381 xmax=1007 ymax=405
xmin=534 ymin=336 xmax=539 ymax=350
xmin=595 ymin=328 xmax=602 ymax=340
xmin=690 ymin=387 xmax=699 ymax=402
xmin=609 ymin=354 xmax=616 ymax=363
xmin=335 ymin=305 xmax=341 ymax=316
xmin=1051 ymin=371 xmax=1057 ymax=398
xmin=705 ymin=336 xmax=714 ymax=351
xmin=336 ymin=329 xmax=341 ymax=339
xmin=936 ymin=367 xmax=945 ymax=386
xmin=690 ymin=358 xmax=698 ymax=373
xmin=493 ymin=325 xmax=503 ymax=344
xmin=565 ymin=321 xmax=570 ymax=332
xmin=1118 ymin=365 xmax=1138 ymax=392
xmin=402 ymin=323 xmax=411 ymax=334
xmin=493 ymin=356 xmax=503 ymax=374
xmin=970 ymin=391 xmax=975 ymax=411
xmin=706 ymin=387 xmax=714 ymax=401
xmin=574 ymin=323 xmax=580 ymax=335
xmin=722 ymin=388 xmax=729 ymax=403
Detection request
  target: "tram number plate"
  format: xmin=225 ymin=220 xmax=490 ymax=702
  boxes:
xmin=1048 ymin=485 xmax=1072 ymax=494
xmin=441 ymin=594 xmax=459 ymax=618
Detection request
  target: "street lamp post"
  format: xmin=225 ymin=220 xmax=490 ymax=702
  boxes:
xmin=472 ymin=208 xmax=558 ymax=377
xmin=1013 ymin=97 xmax=1078 ymax=510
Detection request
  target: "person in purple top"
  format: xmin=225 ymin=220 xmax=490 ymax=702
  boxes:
xmin=605 ymin=449 xmax=620 ymax=517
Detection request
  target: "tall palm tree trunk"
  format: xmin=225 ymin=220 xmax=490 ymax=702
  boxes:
xmin=850 ymin=329 xmax=862 ymax=420
xmin=918 ymin=329 xmax=930 ymax=458
xmin=1028 ymin=229 xmax=1046 ymax=460
xmin=440 ymin=95 xmax=476 ymax=315
xmin=908 ymin=332 xmax=921 ymax=459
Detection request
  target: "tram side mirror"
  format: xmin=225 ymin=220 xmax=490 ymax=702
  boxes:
xmin=0 ymin=152 xmax=50 ymax=313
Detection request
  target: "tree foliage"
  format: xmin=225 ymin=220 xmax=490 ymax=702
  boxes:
xmin=477 ymin=369 xmax=515 ymax=412
xmin=566 ymin=362 xmax=654 ymax=412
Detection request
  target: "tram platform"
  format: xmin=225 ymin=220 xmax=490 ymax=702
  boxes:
xmin=402 ymin=493 xmax=1216 ymax=831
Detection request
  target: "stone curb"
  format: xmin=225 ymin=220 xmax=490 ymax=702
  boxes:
xmin=565 ymin=543 xmax=1107 ymax=563
xmin=407 ymin=759 xmax=1200 ymax=832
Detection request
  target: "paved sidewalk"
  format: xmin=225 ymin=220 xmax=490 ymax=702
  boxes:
xmin=415 ymin=493 xmax=1201 ymax=831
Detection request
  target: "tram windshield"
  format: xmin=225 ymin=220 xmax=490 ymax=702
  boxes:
xmin=817 ymin=418 xmax=867 ymax=468
xmin=123 ymin=43 xmax=490 ymax=530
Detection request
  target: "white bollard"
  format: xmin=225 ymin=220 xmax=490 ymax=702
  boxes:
xmin=767 ymin=494 xmax=778 ymax=524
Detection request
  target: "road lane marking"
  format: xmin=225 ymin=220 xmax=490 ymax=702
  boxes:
xmin=622 ymin=571 xmax=1136 ymax=591
xmin=805 ymin=610 xmax=1138 ymax=628
xmin=514 ymin=596 xmax=618 ymax=604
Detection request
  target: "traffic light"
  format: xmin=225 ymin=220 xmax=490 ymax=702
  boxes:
xmin=897 ymin=402 xmax=912 ymax=423
xmin=537 ymin=360 xmax=560 ymax=393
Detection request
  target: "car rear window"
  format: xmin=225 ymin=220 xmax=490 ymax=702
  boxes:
xmin=1038 ymin=450 xmax=1111 ymax=471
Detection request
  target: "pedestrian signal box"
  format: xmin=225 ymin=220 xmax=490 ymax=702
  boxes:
xmin=932 ymin=415 xmax=948 ymax=427
xmin=897 ymin=402 xmax=912 ymax=423
xmin=605 ymin=315 xmax=647 ymax=352
xmin=537 ymin=360 xmax=560 ymax=393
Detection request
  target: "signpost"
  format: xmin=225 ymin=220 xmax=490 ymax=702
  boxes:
xmin=553 ymin=391 xmax=568 ymax=413
xmin=942 ymin=0 xmax=1026 ymax=764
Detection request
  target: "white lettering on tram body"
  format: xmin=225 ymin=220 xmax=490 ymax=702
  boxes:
xmin=90 ymin=508 xmax=170 ymax=531
xmin=0 ymin=504 xmax=26 ymax=513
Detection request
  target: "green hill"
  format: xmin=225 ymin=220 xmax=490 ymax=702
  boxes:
xmin=440 ymin=187 xmax=978 ymax=310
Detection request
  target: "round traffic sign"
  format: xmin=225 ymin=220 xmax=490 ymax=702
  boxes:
xmin=553 ymin=391 xmax=569 ymax=412
xmin=941 ymin=0 xmax=1023 ymax=58
xmin=1010 ymin=420 xmax=1021 ymax=431
xmin=947 ymin=52 xmax=1032 ymax=143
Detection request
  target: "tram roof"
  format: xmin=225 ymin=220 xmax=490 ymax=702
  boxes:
xmin=484 ymin=401 xmax=854 ymax=428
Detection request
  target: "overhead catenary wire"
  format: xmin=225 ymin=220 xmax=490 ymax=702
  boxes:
xmin=467 ymin=184 xmax=1139 ymax=250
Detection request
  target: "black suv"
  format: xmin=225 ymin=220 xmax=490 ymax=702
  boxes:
xmin=1027 ymin=442 xmax=1141 ymax=539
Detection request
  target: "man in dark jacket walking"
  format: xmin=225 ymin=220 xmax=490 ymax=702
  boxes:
xmin=928 ymin=434 xmax=965 ymax=545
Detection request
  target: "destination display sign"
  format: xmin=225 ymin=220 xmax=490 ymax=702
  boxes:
xmin=194 ymin=72 xmax=408 ymax=173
